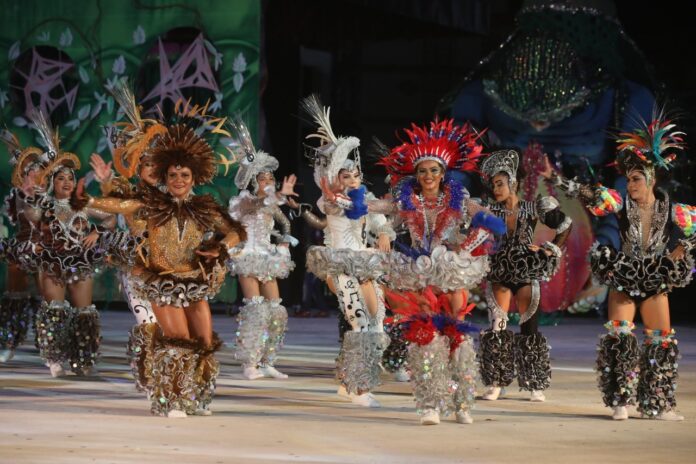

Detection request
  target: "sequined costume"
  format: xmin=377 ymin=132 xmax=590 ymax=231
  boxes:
xmin=0 ymin=131 xmax=47 ymax=361
xmin=477 ymin=149 xmax=571 ymax=396
xmin=301 ymin=95 xmax=391 ymax=398
xmin=224 ymin=116 xmax=295 ymax=379
xmin=551 ymin=112 xmax=693 ymax=418
xmin=370 ymin=119 xmax=505 ymax=424
xmin=89 ymin=123 xmax=245 ymax=416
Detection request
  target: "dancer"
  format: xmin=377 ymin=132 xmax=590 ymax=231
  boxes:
xmin=478 ymin=148 xmax=571 ymax=402
xmin=0 ymin=131 xmax=44 ymax=362
xmin=90 ymin=79 xmax=166 ymax=326
xmin=227 ymin=116 xmax=297 ymax=380
xmin=30 ymin=112 xmax=135 ymax=378
xmin=302 ymin=95 xmax=394 ymax=408
xmin=358 ymin=118 xmax=505 ymax=424
xmin=83 ymin=121 xmax=245 ymax=417
xmin=541 ymin=111 xmax=693 ymax=421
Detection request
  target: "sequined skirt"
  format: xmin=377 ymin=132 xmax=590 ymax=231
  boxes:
xmin=131 ymin=262 xmax=227 ymax=308
xmin=488 ymin=243 xmax=561 ymax=285
xmin=306 ymin=246 xmax=388 ymax=282
xmin=591 ymin=245 xmax=694 ymax=300
xmin=383 ymin=245 xmax=490 ymax=292
xmin=227 ymin=246 xmax=295 ymax=282
xmin=0 ymin=238 xmax=38 ymax=273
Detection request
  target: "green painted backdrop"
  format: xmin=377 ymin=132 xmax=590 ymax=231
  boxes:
xmin=0 ymin=0 xmax=260 ymax=303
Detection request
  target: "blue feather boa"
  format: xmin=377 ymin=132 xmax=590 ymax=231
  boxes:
xmin=345 ymin=185 xmax=368 ymax=220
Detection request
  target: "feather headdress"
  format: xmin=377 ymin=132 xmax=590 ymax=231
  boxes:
xmin=228 ymin=115 xmax=278 ymax=190
xmin=379 ymin=119 xmax=486 ymax=186
xmin=28 ymin=110 xmax=81 ymax=188
xmin=1 ymin=129 xmax=45 ymax=187
xmin=616 ymin=108 xmax=686 ymax=181
xmin=108 ymin=78 xmax=168 ymax=179
xmin=301 ymin=94 xmax=361 ymax=187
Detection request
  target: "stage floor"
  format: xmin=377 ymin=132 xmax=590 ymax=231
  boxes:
xmin=1 ymin=311 xmax=694 ymax=464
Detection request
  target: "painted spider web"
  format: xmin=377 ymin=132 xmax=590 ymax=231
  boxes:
xmin=142 ymin=33 xmax=219 ymax=112
xmin=12 ymin=47 xmax=79 ymax=118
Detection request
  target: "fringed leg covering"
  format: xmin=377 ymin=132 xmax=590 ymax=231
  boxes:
xmin=260 ymin=299 xmax=287 ymax=367
xmin=36 ymin=300 xmax=73 ymax=365
xmin=194 ymin=333 xmax=223 ymax=412
xmin=0 ymin=292 xmax=32 ymax=351
xmin=67 ymin=305 xmax=101 ymax=374
xmin=451 ymin=335 xmax=478 ymax=413
xmin=150 ymin=337 xmax=199 ymax=416
xmin=477 ymin=329 xmax=515 ymax=387
xmin=127 ymin=322 xmax=160 ymax=395
xmin=637 ymin=329 xmax=679 ymax=417
xmin=337 ymin=331 xmax=389 ymax=394
xmin=234 ymin=296 xmax=268 ymax=368
xmin=382 ymin=320 xmax=409 ymax=373
xmin=596 ymin=320 xmax=639 ymax=408
xmin=29 ymin=295 xmax=43 ymax=350
xmin=514 ymin=333 xmax=551 ymax=391
xmin=408 ymin=334 xmax=453 ymax=416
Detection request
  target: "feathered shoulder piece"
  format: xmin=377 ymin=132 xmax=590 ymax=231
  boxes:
xmin=379 ymin=119 xmax=486 ymax=186
xmin=1 ymin=129 xmax=44 ymax=187
xmin=616 ymin=108 xmax=686 ymax=174
xmin=301 ymin=94 xmax=361 ymax=187
xmin=28 ymin=110 xmax=81 ymax=187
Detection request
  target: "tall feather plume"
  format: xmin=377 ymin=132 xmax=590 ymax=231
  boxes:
xmin=1 ymin=129 xmax=22 ymax=164
xmin=110 ymin=77 xmax=143 ymax=130
xmin=301 ymin=94 xmax=338 ymax=145
xmin=230 ymin=113 xmax=257 ymax=158
xmin=28 ymin=109 xmax=59 ymax=161
xmin=616 ymin=107 xmax=686 ymax=170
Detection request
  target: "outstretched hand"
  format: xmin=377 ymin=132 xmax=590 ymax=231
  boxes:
xmin=280 ymin=174 xmax=299 ymax=197
xmin=89 ymin=153 xmax=113 ymax=183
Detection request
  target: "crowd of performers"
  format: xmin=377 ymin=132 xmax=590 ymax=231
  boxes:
xmin=1 ymin=85 xmax=694 ymax=424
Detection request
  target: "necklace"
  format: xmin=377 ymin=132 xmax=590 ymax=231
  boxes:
xmin=418 ymin=192 xmax=445 ymax=208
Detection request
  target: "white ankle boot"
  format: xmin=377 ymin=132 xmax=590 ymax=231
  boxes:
xmin=612 ymin=406 xmax=628 ymax=420
xmin=394 ymin=368 xmax=410 ymax=382
xmin=455 ymin=410 xmax=474 ymax=424
xmin=167 ymin=409 xmax=187 ymax=419
xmin=243 ymin=366 xmax=264 ymax=380
xmin=349 ymin=392 xmax=381 ymax=408
xmin=420 ymin=409 xmax=440 ymax=425
xmin=0 ymin=349 xmax=15 ymax=362
xmin=481 ymin=386 xmax=502 ymax=401
xmin=337 ymin=385 xmax=350 ymax=398
xmin=530 ymin=390 xmax=546 ymax=402
xmin=49 ymin=362 xmax=65 ymax=378
xmin=259 ymin=365 xmax=288 ymax=379
xmin=194 ymin=408 xmax=213 ymax=416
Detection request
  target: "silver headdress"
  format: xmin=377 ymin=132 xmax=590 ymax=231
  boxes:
xmin=229 ymin=115 xmax=279 ymax=191
xmin=480 ymin=149 xmax=519 ymax=188
xmin=301 ymin=94 xmax=361 ymax=187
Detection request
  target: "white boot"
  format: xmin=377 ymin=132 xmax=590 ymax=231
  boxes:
xmin=0 ymin=349 xmax=15 ymax=362
xmin=481 ymin=386 xmax=502 ymax=401
xmin=259 ymin=365 xmax=288 ymax=379
xmin=193 ymin=408 xmax=213 ymax=416
xmin=82 ymin=366 xmax=99 ymax=377
xmin=612 ymin=406 xmax=629 ymax=420
xmin=651 ymin=410 xmax=684 ymax=421
xmin=337 ymin=384 xmax=350 ymax=399
xmin=394 ymin=368 xmax=410 ymax=382
xmin=455 ymin=410 xmax=474 ymax=424
xmin=349 ymin=392 xmax=381 ymax=408
xmin=167 ymin=409 xmax=187 ymax=419
xmin=530 ymin=390 xmax=546 ymax=402
xmin=420 ymin=409 xmax=440 ymax=425
xmin=49 ymin=362 xmax=65 ymax=378
xmin=243 ymin=366 xmax=264 ymax=380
